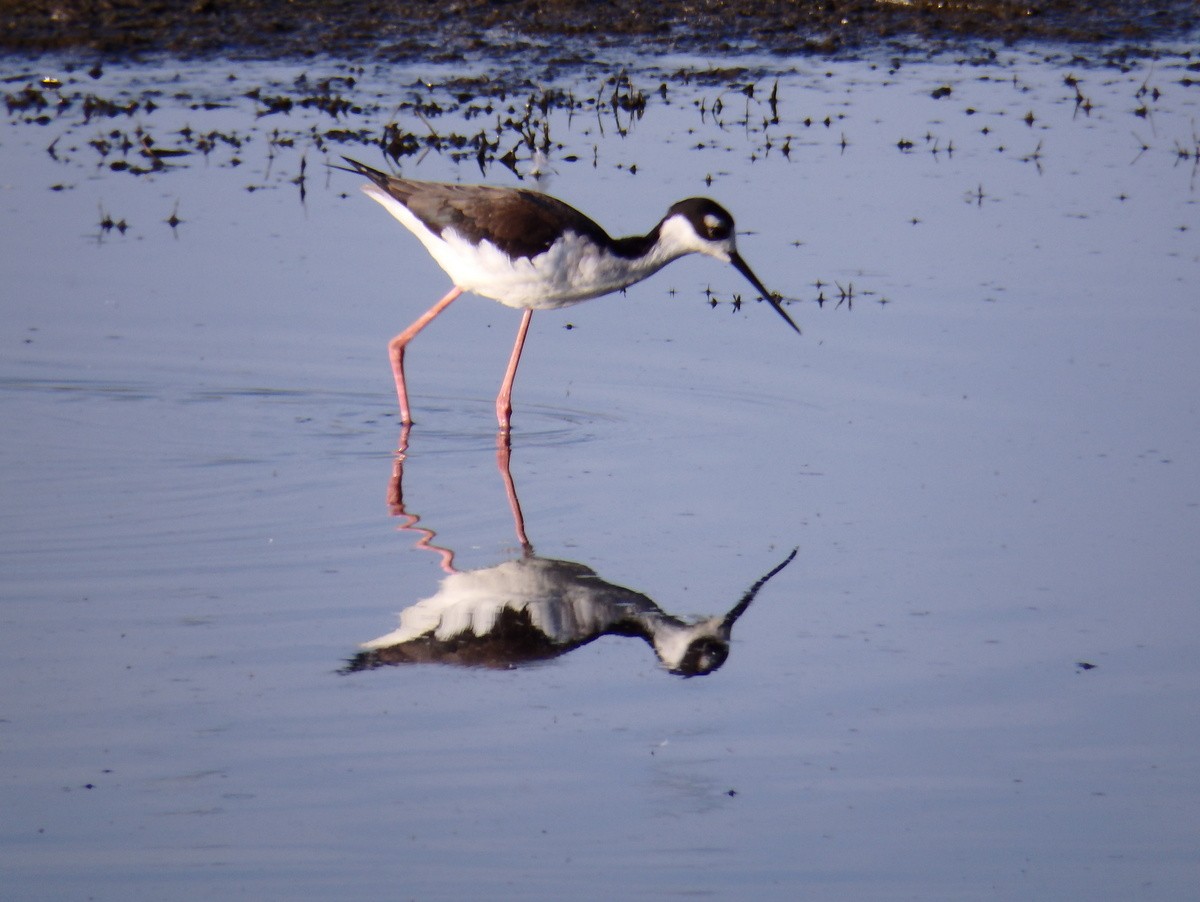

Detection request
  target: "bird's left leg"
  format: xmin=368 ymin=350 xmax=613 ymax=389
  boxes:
xmin=389 ymin=285 xmax=464 ymax=424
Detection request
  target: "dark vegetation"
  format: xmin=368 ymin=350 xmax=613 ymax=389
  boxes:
xmin=0 ymin=0 xmax=1196 ymax=59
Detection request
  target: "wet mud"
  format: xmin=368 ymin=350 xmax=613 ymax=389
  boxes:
xmin=1 ymin=0 xmax=1197 ymax=60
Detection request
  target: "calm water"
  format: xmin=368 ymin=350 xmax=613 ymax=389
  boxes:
xmin=2 ymin=44 xmax=1199 ymax=900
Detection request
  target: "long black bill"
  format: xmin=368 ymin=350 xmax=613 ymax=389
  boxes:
xmin=721 ymin=547 xmax=798 ymax=632
xmin=730 ymin=251 xmax=801 ymax=334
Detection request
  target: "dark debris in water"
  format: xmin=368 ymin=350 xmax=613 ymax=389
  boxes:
xmin=6 ymin=45 xmax=1195 ymax=307
xmin=4 ymin=5 xmax=1197 ymax=314
xmin=0 ymin=0 xmax=1196 ymax=60
xmin=4 ymin=68 xmax=657 ymax=183
xmin=5 ymin=59 xmax=890 ymax=312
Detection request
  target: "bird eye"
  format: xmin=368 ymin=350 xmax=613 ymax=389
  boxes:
xmin=702 ymin=213 xmax=730 ymax=240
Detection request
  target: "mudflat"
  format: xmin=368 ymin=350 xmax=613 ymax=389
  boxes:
xmin=1 ymin=0 xmax=1195 ymax=59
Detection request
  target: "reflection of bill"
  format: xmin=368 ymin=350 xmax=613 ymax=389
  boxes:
xmin=342 ymin=431 xmax=796 ymax=678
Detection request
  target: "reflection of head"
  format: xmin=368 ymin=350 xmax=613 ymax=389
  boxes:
xmin=670 ymin=633 xmax=730 ymax=677
xmin=659 ymin=548 xmax=797 ymax=676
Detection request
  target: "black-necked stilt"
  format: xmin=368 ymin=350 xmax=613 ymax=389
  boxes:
xmin=340 ymin=157 xmax=798 ymax=430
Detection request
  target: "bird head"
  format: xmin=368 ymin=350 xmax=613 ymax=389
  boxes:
xmin=663 ymin=198 xmax=800 ymax=334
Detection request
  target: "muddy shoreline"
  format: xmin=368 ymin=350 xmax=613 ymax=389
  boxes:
xmin=1 ymin=1 xmax=1197 ymax=61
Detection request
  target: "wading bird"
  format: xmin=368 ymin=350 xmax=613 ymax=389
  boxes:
xmin=340 ymin=157 xmax=798 ymax=430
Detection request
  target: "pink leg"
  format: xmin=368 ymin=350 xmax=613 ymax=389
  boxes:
xmin=389 ymin=285 xmax=464 ymax=424
xmin=496 ymin=308 xmax=533 ymax=431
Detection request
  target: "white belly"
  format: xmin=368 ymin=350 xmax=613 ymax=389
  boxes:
xmin=434 ymin=229 xmax=654 ymax=310
xmin=364 ymin=183 xmax=667 ymax=310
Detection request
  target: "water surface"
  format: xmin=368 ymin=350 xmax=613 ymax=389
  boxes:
xmin=2 ymin=45 xmax=1199 ymax=900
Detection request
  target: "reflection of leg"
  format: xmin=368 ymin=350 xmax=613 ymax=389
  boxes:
xmin=496 ymin=308 xmax=533 ymax=431
xmin=496 ymin=432 xmax=532 ymax=555
xmin=388 ymin=285 xmax=464 ymax=424
xmin=387 ymin=434 xmax=457 ymax=573
xmin=394 ymin=422 xmax=412 ymax=459
xmin=386 ymin=442 xmax=408 ymax=515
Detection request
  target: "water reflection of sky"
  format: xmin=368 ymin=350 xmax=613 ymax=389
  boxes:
xmin=2 ymin=46 xmax=1198 ymax=900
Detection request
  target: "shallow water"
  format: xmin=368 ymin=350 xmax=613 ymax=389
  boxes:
xmin=2 ymin=45 xmax=1199 ymax=900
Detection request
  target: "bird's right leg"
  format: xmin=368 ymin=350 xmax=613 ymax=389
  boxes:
xmin=389 ymin=285 xmax=464 ymax=425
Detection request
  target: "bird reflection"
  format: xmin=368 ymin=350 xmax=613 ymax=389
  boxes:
xmin=342 ymin=429 xmax=796 ymax=677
